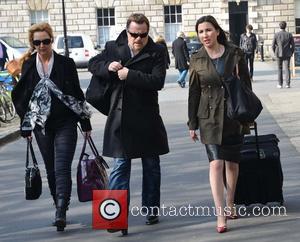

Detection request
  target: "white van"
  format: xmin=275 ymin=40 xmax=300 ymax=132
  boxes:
xmin=0 ymin=36 xmax=28 ymax=60
xmin=53 ymin=33 xmax=98 ymax=68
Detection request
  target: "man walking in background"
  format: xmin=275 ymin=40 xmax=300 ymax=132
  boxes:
xmin=172 ymin=31 xmax=189 ymax=88
xmin=272 ymin=21 xmax=295 ymax=88
xmin=240 ymin=24 xmax=257 ymax=80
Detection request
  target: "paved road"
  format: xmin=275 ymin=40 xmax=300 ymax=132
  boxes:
xmin=1 ymin=61 xmax=300 ymax=242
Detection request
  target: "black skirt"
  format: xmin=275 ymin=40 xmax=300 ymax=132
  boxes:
xmin=205 ymin=135 xmax=243 ymax=163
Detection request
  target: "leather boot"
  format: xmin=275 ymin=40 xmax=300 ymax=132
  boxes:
xmin=55 ymin=195 xmax=68 ymax=231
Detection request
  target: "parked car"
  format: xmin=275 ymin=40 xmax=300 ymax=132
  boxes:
xmin=0 ymin=36 xmax=28 ymax=60
xmin=53 ymin=33 xmax=98 ymax=68
xmin=187 ymin=41 xmax=202 ymax=56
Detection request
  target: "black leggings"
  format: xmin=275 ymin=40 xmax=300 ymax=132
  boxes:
xmin=34 ymin=121 xmax=77 ymax=200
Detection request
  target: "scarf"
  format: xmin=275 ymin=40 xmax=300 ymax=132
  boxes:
xmin=21 ymin=53 xmax=91 ymax=133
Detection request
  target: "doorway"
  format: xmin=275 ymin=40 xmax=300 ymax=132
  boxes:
xmin=228 ymin=1 xmax=248 ymax=46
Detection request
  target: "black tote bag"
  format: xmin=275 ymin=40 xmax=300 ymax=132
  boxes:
xmin=223 ymin=65 xmax=263 ymax=123
xmin=25 ymin=139 xmax=42 ymax=200
xmin=85 ymin=75 xmax=111 ymax=116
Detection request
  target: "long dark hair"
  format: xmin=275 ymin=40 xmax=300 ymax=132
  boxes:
xmin=195 ymin=15 xmax=228 ymax=46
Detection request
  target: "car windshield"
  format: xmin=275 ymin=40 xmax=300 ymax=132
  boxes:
xmin=57 ymin=36 xmax=84 ymax=49
xmin=0 ymin=36 xmax=28 ymax=48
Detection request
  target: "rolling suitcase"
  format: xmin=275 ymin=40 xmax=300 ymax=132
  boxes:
xmin=234 ymin=122 xmax=284 ymax=206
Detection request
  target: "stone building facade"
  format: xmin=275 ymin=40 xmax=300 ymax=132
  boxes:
xmin=0 ymin=0 xmax=298 ymax=57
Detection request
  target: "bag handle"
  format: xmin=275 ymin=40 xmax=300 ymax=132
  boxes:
xmin=26 ymin=139 xmax=38 ymax=168
xmin=77 ymin=125 xmax=109 ymax=169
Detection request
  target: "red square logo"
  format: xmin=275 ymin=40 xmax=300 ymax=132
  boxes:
xmin=92 ymin=190 xmax=128 ymax=229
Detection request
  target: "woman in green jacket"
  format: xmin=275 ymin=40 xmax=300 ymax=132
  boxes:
xmin=188 ymin=15 xmax=251 ymax=233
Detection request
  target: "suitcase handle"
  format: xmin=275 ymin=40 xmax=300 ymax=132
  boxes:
xmin=249 ymin=122 xmax=261 ymax=160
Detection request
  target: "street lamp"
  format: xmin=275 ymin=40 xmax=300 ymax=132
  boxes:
xmin=62 ymin=0 xmax=69 ymax=57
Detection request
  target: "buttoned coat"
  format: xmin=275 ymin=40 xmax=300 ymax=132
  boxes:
xmin=88 ymin=30 xmax=169 ymax=159
xmin=188 ymin=44 xmax=252 ymax=145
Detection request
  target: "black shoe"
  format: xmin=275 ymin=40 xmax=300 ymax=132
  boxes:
xmin=177 ymin=80 xmax=182 ymax=87
xmin=55 ymin=195 xmax=69 ymax=231
xmin=180 ymin=82 xmax=186 ymax=88
xmin=107 ymin=229 xmax=128 ymax=235
xmin=145 ymin=215 xmax=159 ymax=225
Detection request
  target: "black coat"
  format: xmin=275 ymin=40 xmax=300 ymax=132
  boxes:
xmin=12 ymin=51 xmax=91 ymax=132
xmin=172 ymin=37 xmax=190 ymax=70
xmin=88 ymin=30 xmax=169 ymax=159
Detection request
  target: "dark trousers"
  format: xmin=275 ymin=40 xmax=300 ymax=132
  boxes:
xmin=245 ymin=53 xmax=254 ymax=78
xmin=109 ymin=156 xmax=161 ymax=214
xmin=34 ymin=121 xmax=77 ymax=200
xmin=277 ymin=57 xmax=291 ymax=86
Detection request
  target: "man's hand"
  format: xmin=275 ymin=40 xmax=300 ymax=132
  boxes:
xmin=117 ymin=67 xmax=129 ymax=80
xmin=189 ymin=130 xmax=199 ymax=142
xmin=108 ymin=61 xmax=123 ymax=72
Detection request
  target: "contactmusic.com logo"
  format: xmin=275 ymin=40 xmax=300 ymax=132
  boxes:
xmin=93 ymin=190 xmax=128 ymax=229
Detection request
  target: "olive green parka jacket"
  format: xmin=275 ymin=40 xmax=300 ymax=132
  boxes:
xmin=188 ymin=43 xmax=252 ymax=145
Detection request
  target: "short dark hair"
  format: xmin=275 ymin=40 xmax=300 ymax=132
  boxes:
xmin=126 ymin=13 xmax=150 ymax=32
xmin=279 ymin=21 xmax=287 ymax=29
xmin=195 ymin=15 xmax=228 ymax=46
xmin=246 ymin=24 xmax=253 ymax=31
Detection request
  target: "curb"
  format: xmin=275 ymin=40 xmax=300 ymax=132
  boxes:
xmin=0 ymin=129 xmax=20 ymax=147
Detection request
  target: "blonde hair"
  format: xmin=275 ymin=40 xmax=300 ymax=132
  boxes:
xmin=154 ymin=35 xmax=166 ymax=45
xmin=20 ymin=22 xmax=54 ymax=65
xmin=177 ymin=31 xmax=185 ymax=38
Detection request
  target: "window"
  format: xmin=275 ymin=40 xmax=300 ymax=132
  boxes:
xmin=296 ymin=19 xmax=300 ymax=34
xmin=164 ymin=5 xmax=182 ymax=43
xmin=97 ymin=8 xmax=115 ymax=47
xmin=30 ymin=10 xmax=48 ymax=25
xmin=57 ymin=36 xmax=84 ymax=49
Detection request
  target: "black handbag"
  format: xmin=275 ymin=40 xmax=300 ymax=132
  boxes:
xmin=25 ymin=139 xmax=42 ymax=200
xmin=86 ymin=75 xmax=111 ymax=116
xmin=77 ymin=135 xmax=109 ymax=202
xmin=223 ymin=65 xmax=263 ymax=123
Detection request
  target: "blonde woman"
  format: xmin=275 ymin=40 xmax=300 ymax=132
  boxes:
xmin=12 ymin=23 xmax=92 ymax=231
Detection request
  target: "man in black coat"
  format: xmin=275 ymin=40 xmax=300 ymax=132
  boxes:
xmin=172 ymin=31 xmax=189 ymax=88
xmin=88 ymin=13 xmax=169 ymax=228
xmin=0 ymin=42 xmax=9 ymax=71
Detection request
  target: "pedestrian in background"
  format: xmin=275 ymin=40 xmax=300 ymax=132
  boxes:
xmin=188 ymin=15 xmax=251 ymax=233
xmin=240 ymin=24 xmax=257 ymax=80
xmin=172 ymin=31 xmax=190 ymax=88
xmin=11 ymin=23 xmax=92 ymax=232
xmin=155 ymin=35 xmax=170 ymax=69
xmin=0 ymin=42 xmax=8 ymax=71
xmin=88 ymin=13 xmax=169 ymax=235
xmin=272 ymin=21 xmax=295 ymax=88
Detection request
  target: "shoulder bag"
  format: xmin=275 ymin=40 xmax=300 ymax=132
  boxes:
xmin=223 ymin=64 xmax=263 ymax=123
xmin=85 ymin=75 xmax=111 ymax=116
